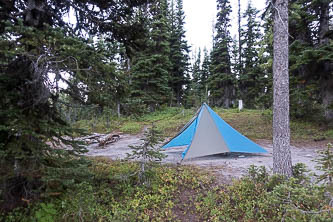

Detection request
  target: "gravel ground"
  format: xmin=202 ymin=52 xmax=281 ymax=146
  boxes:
xmin=86 ymin=134 xmax=326 ymax=181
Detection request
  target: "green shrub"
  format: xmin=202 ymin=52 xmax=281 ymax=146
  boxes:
xmin=2 ymin=156 xmax=333 ymax=222
xmin=0 ymin=207 xmax=31 ymax=222
xmin=195 ymin=165 xmax=333 ymax=221
xmin=34 ymin=203 xmax=57 ymax=222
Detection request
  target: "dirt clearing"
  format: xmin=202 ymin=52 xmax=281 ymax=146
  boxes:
xmin=86 ymin=134 xmax=328 ymax=180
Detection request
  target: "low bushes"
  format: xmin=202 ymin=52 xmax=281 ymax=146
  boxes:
xmin=196 ymin=165 xmax=332 ymax=221
xmin=1 ymin=144 xmax=332 ymax=221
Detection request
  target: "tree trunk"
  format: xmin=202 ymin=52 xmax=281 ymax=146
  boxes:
xmin=318 ymin=2 xmax=329 ymax=46
xmin=273 ymin=0 xmax=292 ymax=177
xmin=238 ymin=0 xmax=242 ymax=74
xmin=318 ymin=1 xmax=333 ymax=121
xmin=117 ymin=102 xmax=121 ymax=118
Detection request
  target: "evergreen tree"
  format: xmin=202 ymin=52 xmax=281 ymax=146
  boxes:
xmin=230 ymin=37 xmax=241 ymax=100
xmin=184 ymin=48 xmax=211 ymax=107
xmin=261 ymin=0 xmax=333 ymax=120
xmin=256 ymin=9 xmax=273 ymax=109
xmin=239 ymin=1 xmax=263 ymax=108
xmin=208 ymin=0 xmax=234 ymax=108
xmin=192 ymin=49 xmax=202 ymax=86
xmin=200 ymin=48 xmax=211 ymax=103
xmin=191 ymin=49 xmax=202 ymax=106
xmin=288 ymin=0 xmax=333 ymax=120
xmin=237 ymin=0 xmax=243 ymax=79
xmin=130 ymin=0 xmax=172 ymax=110
xmin=169 ymin=0 xmax=190 ymax=106
xmin=126 ymin=123 xmax=165 ymax=186
xmin=0 ymin=0 xmax=151 ymax=204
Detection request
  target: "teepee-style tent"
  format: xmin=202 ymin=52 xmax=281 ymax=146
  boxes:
xmin=162 ymin=103 xmax=267 ymax=160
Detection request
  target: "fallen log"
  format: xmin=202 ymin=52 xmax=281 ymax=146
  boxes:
xmin=98 ymin=134 xmax=121 ymax=147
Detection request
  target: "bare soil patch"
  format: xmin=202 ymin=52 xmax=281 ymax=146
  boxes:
xmin=85 ymin=134 xmax=327 ymax=179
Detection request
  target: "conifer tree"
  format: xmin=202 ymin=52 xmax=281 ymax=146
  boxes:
xmin=200 ymin=48 xmax=211 ymax=103
xmin=184 ymin=48 xmax=211 ymax=107
xmin=208 ymin=0 xmax=234 ymax=108
xmin=256 ymin=12 xmax=273 ymax=109
xmin=130 ymin=0 xmax=172 ymax=110
xmin=126 ymin=123 xmax=165 ymax=186
xmin=237 ymin=0 xmax=243 ymax=78
xmin=192 ymin=49 xmax=202 ymax=87
xmin=230 ymin=37 xmax=241 ymax=100
xmin=169 ymin=0 xmax=190 ymax=105
xmin=239 ymin=1 xmax=262 ymax=108
xmin=0 ymin=0 xmax=152 ymax=203
xmin=288 ymin=0 xmax=333 ymax=120
xmin=192 ymin=49 xmax=202 ymax=106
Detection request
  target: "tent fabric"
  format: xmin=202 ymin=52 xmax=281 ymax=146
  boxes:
xmin=162 ymin=116 xmax=198 ymax=148
xmin=183 ymin=105 xmax=229 ymax=159
xmin=163 ymin=106 xmax=202 ymax=148
xmin=162 ymin=103 xmax=267 ymax=160
xmin=205 ymin=105 xmax=266 ymax=153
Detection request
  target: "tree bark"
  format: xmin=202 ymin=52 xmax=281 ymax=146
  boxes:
xmin=318 ymin=1 xmax=333 ymax=121
xmin=117 ymin=102 xmax=121 ymax=118
xmin=318 ymin=2 xmax=330 ymax=46
xmin=238 ymin=0 xmax=242 ymax=75
xmin=273 ymin=0 xmax=293 ymax=177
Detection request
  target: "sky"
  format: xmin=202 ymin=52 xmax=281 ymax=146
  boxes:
xmin=183 ymin=0 xmax=267 ymax=55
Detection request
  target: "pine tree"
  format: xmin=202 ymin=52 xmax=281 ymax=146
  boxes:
xmin=261 ymin=0 xmax=333 ymax=120
xmin=237 ymin=0 xmax=243 ymax=78
xmin=239 ymin=1 xmax=263 ymax=108
xmin=184 ymin=48 xmax=211 ymax=107
xmin=130 ymin=0 xmax=172 ymax=110
xmin=208 ymin=0 xmax=234 ymax=108
xmin=192 ymin=49 xmax=202 ymax=106
xmin=256 ymin=3 xmax=273 ymax=109
xmin=230 ymin=37 xmax=241 ymax=99
xmin=0 ymin=0 xmax=152 ymax=204
xmin=126 ymin=123 xmax=165 ymax=186
xmin=169 ymin=0 xmax=190 ymax=106
xmin=200 ymin=48 xmax=211 ymax=103
xmin=288 ymin=0 xmax=333 ymax=120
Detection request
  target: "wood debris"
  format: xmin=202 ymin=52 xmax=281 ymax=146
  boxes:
xmin=98 ymin=134 xmax=120 ymax=147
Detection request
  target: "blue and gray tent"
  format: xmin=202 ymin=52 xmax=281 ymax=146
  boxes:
xmin=162 ymin=103 xmax=267 ymax=160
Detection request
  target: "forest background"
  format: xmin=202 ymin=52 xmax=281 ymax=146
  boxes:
xmin=0 ymin=0 xmax=332 ymax=220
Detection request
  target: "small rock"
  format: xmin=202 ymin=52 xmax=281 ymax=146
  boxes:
xmin=305 ymin=154 xmax=312 ymax=157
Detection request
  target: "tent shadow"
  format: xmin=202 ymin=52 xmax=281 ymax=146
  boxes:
xmin=182 ymin=152 xmax=270 ymax=162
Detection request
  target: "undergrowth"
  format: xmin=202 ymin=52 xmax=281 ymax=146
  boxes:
xmin=196 ymin=164 xmax=332 ymax=221
xmin=73 ymin=106 xmax=333 ymax=143
xmin=1 ymin=156 xmax=332 ymax=221
xmin=0 ymin=158 xmax=214 ymax=221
